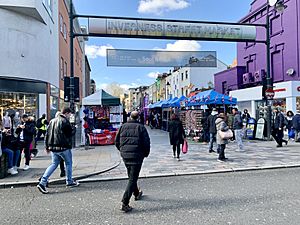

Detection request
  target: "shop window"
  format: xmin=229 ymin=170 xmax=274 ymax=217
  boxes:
xmin=63 ymin=23 xmax=67 ymax=40
xmin=64 ymin=61 xmax=68 ymax=77
xmin=59 ymin=14 xmax=63 ymax=34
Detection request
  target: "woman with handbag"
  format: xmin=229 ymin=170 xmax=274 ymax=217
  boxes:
xmin=216 ymin=113 xmax=232 ymax=162
xmin=168 ymin=114 xmax=186 ymax=161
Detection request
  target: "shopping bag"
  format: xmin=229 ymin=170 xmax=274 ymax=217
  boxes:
xmin=218 ymin=129 xmax=234 ymax=140
xmin=288 ymin=129 xmax=295 ymax=139
xmin=182 ymin=139 xmax=188 ymax=154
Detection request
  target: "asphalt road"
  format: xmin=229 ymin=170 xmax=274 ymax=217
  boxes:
xmin=1 ymin=168 xmax=300 ymax=225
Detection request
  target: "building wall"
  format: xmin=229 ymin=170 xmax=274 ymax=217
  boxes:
xmin=237 ymin=0 xmax=300 ymax=84
xmin=0 ymin=0 xmax=59 ymax=87
xmin=58 ymin=0 xmax=84 ymax=109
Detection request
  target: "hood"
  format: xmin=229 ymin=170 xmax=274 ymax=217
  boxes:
xmin=211 ymin=111 xmax=218 ymax=116
xmin=215 ymin=117 xmax=223 ymax=125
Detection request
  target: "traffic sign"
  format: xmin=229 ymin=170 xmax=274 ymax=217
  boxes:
xmin=265 ymin=88 xmax=275 ymax=99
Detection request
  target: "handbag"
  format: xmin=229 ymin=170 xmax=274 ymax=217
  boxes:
xmin=182 ymin=139 xmax=188 ymax=154
xmin=218 ymin=129 xmax=234 ymax=140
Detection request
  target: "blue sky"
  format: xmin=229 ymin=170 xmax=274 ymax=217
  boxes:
xmin=73 ymin=0 xmax=253 ymax=90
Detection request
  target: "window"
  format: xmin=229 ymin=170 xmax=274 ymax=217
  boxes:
xmin=181 ymin=88 xmax=184 ymax=96
xmin=75 ymin=49 xmax=78 ymax=64
xmin=185 ymin=71 xmax=188 ymax=79
xmin=64 ymin=61 xmax=68 ymax=77
xmin=42 ymin=0 xmax=53 ymax=17
xmin=60 ymin=57 xmax=64 ymax=79
xmin=222 ymin=81 xmax=227 ymax=94
xmin=186 ymin=89 xmax=188 ymax=97
xmin=63 ymin=23 xmax=67 ymax=40
xmin=181 ymin=73 xmax=184 ymax=81
xmin=59 ymin=14 xmax=63 ymax=34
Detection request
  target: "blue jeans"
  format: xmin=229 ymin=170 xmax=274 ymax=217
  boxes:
xmin=2 ymin=147 xmax=20 ymax=169
xmin=40 ymin=149 xmax=73 ymax=186
xmin=209 ymin=133 xmax=216 ymax=151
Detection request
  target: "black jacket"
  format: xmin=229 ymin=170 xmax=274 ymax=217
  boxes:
xmin=15 ymin=121 xmax=35 ymax=143
xmin=292 ymin=114 xmax=300 ymax=130
xmin=168 ymin=119 xmax=186 ymax=145
xmin=115 ymin=120 xmax=150 ymax=165
xmin=45 ymin=114 xmax=74 ymax=152
xmin=233 ymin=112 xmax=243 ymax=130
xmin=273 ymin=112 xmax=285 ymax=129
xmin=207 ymin=114 xmax=217 ymax=134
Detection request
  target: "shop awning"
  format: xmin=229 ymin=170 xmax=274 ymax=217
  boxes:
xmin=169 ymin=96 xmax=187 ymax=108
xmin=82 ymin=89 xmax=120 ymax=106
xmin=187 ymin=90 xmax=237 ymax=106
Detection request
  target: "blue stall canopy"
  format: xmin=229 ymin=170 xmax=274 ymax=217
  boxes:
xmin=169 ymin=96 xmax=188 ymax=107
xmin=187 ymin=90 xmax=237 ymax=106
xmin=161 ymin=97 xmax=177 ymax=108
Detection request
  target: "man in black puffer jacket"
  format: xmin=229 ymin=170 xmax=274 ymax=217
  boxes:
xmin=37 ymin=107 xmax=79 ymax=194
xmin=115 ymin=111 xmax=150 ymax=213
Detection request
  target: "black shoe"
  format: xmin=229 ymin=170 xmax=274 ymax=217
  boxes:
xmin=38 ymin=177 xmax=49 ymax=187
xmin=60 ymin=171 xmax=66 ymax=177
xmin=66 ymin=180 xmax=80 ymax=188
xmin=121 ymin=204 xmax=133 ymax=213
xmin=209 ymin=150 xmax=216 ymax=153
xmin=37 ymin=183 xmax=48 ymax=194
xmin=284 ymin=140 xmax=288 ymax=145
xmin=277 ymin=144 xmax=283 ymax=148
xmin=134 ymin=190 xmax=143 ymax=201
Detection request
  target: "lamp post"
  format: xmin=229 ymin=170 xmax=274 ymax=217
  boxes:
xmin=265 ymin=0 xmax=286 ymax=140
xmin=166 ymin=81 xmax=170 ymax=99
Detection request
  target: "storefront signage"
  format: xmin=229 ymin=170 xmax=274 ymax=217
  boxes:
xmin=297 ymin=86 xmax=300 ymax=92
xmin=274 ymin=88 xmax=286 ymax=92
xmin=89 ymin=18 xmax=257 ymax=41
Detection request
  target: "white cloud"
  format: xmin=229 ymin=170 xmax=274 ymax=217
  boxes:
xmin=97 ymin=83 xmax=108 ymax=90
xmin=136 ymin=78 xmax=142 ymax=82
xmin=156 ymin=40 xmax=201 ymax=51
xmin=120 ymin=83 xmax=139 ymax=90
xmin=153 ymin=40 xmax=201 ymax=63
xmin=138 ymin=0 xmax=190 ymax=15
xmin=147 ymin=72 xmax=160 ymax=79
xmin=85 ymin=44 xmax=114 ymax=59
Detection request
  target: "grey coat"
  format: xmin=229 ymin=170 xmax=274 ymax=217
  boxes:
xmin=215 ymin=118 xmax=229 ymax=145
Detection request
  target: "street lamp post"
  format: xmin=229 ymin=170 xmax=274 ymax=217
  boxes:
xmin=166 ymin=82 xmax=170 ymax=99
xmin=265 ymin=0 xmax=286 ymax=140
xmin=69 ymin=0 xmax=75 ymax=113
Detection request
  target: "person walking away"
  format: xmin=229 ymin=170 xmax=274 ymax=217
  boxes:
xmin=207 ymin=108 xmax=218 ymax=153
xmin=232 ymin=108 xmax=244 ymax=151
xmin=292 ymin=110 xmax=300 ymax=142
xmin=35 ymin=114 xmax=48 ymax=143
xmin=115 ymin=111 xmax=150 ymax=213
xmin=37 ymin=107 xmax=79 ymax=194
xmin=168 ymin=114 xmax=186 ymax=160
xmin=215 ymin=113 xmax=229 ymax=162
xmin=286 ymin=111 xmax=295 ymax=140
xmin=272 ymin=107 xmax=288 ymax=147
xmin=15 ymin=114 xmax=35 ymax=171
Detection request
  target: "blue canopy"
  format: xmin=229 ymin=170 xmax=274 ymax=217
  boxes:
xmin=169 ymin=96 xmax=188 ymax=107
xmin=187 ymin=90 xmax=237 ymax=106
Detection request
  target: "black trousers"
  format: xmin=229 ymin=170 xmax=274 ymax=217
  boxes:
xmin=172 ymin=144 xmax=181 ymax=158
xmin=218 ymin=144 xmax=226 ymax=160
xmin=272 ymin=129 xmax=284 ymax=146
xmin=122 ymin=163 xmax=142 ymax=205
xmin=17 ymin=141 xmax=31 ymax=166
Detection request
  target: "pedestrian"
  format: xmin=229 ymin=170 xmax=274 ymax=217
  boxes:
xmin=37 ymin=107 xmax=79 ymax=194
xmin=242 ymin=109 xmax=251 ymax=125
xmin=207 ymin=108 xmax=218 ymax=153
xmin=168 ymin=114 xmax=186 ymax=160
xmin=232 ymin=108 xmax=244 ymax=151
xmin=201 ymin=110 xmax=210 ymax=143
xmin=0 ymin=117 xmax=20 ymax=175
xmin=15 ymin=114 xmax=35 ymax=171
xmin=272 ymin=107 xmax=288 ymax=147
xmin=292 ymin=110 xmax=300 ymax=142
xmin=149 ymin=111 xmax=154 ymax=129
xmin=215 ymin=113 xmax=229 ymax=162
xmin=115 ymin=111 xmax=150 ymax=212
xmin=35 ymin=114 xmax=48 ymax=142
xmin=123 ymin=109 xmax=128 ymax=124
xmin=286 ymin=111 xmax=295 ymax=140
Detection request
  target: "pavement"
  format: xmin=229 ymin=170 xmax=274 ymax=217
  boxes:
xmin=1 ymin=127 xmax=300 ymax=187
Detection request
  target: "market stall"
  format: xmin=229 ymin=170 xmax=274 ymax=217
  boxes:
xmin=82 ymin=89 xmax=122 ymax=145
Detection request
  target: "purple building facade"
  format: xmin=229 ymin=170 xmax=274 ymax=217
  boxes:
xmin=215 ymin=0 xmax=300 ymax=118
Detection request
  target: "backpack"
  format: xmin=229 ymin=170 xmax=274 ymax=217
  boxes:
xmin=36 ymin=118 xmax=43 ymax=129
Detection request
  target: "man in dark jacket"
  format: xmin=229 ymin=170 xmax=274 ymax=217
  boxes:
xmin=292 ymin=110 xmax=300 ymax=142
xmin=232 ymin=108 xmax=244 ymax=151
xmin=37 ymin=107 xmax=79 ymax=194
xmin=272 ymin=107 xmax=288 ymax=147
xmin=15 ymin=114 xmax=36 ymax=170
xmin=115 ymin=111 xmax=150 ymax=213
xmin=207 ymin=108 xmax=218 ymax=153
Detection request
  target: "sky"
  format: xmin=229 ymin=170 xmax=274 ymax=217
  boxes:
xmin=73 ymin=0 xmax=253 ymax=91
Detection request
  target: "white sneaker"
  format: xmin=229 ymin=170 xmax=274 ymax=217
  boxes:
xmin=13 ymin=166 xmax=18 ymax=171
xmin=23 ymin=165 xmax=30 ymax=171
xmin=7 ymin=168 xmax=18 ymax=175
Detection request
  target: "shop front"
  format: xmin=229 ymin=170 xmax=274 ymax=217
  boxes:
xmin=0 ymin=77 xmax=47 ymax=117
